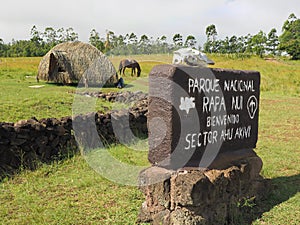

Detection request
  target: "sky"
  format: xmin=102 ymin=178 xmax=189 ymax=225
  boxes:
xmin=1 ymin=0 xmax=300 ymax=46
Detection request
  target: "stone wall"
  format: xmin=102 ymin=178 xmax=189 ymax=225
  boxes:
xmin=0 ymin=91 xmax=148 ymax=179
xmin=76 ymin=90 xmax=148 ymax=104
xmin=0 ymin=117 xmax=76 ymax=177
xmin=138 ymin=156 xmax=268 ymax=225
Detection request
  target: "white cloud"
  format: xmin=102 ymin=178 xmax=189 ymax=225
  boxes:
xmin=1 ymin=0 xmax=299 ymax=44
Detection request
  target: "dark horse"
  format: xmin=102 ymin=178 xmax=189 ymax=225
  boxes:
xmin=118 ymin=59 xmax=141 ymax=77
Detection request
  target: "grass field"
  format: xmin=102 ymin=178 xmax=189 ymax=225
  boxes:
xmin=0 ymin=55 xmax=299 ymax=224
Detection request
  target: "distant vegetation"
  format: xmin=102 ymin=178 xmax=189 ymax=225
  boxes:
xmin=0 ymin=13 xmax=299 ymax=59
xmin=203 ymin=14 xmax=300 ymax=59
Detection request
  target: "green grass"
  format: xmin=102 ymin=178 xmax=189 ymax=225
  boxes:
xmin=0 ymin=56 xmax=156 ymax=122
xmin=1 ymin=55 xmax=299 ymax=122
xmin=0 ymin=153 xmax=145 ymax=225
xmin=252 ymin=93 xmax=300 ymax=225
xmin=0 ymin=57 xmax=74 ymax=122
xmin=210 ymin=55 xmax=300 ymax=95
xmin=0 ymin=140 xmax=150 ymax=225
xmin=0 ymin=55 xmax=300 ymax=224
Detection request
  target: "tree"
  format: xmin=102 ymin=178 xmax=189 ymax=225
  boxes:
xmin=160 ymin=35 xmax=170 ymax=53
xmin=139 ymin=34 xmax=151 ymax=54
xmin=204 ymin=24 xmax=218 ymax=53
xmin=89 ymin=29 xmax=104 ymax=51
xmin=173 ymin=33 xmax=183 ymax=47
xmin=30 ymin=25 xmax=42 ymax=44
xmin=205 ymin=24 xmax=217 ymax=42
xmin=28 ymin=25 xmax=46 ymax=56
xmin=218 ymin=37 xmax=229 ymax=53
xmin=107 ymin=34 xmax=128 ymax=55
xmin=185 ymin=35 xmax=197 ymax=48
xmin=0 ymin=38 xmax=8 ymax=56
xmin=249 ymin=30 xmax=267 ymax=57
xmin=237 ymin=36 xmax=247 ymax=53
xmin=153 ymin=35 xmax=170 ymax=54
xmin=128 ymin=32 xmax=138 ymax=44
xmin=43 ymin=27 xmax=58 ymax=47
xmin=266 ymin=28 xmax=279 ymax=55
xmin=160 ymin=35 xmax=167 ymax=42
xmin=279 ymin=13 xmax=300 ymax=59
xmin=113 ymin=35 xmax=125 ymax=47
xmin=244 ymin=34 xmax=253 ymax=53
xmin=228 ymin=35 xmax=238 ymax=53
xmin=126 ymin=32 xmax=138 ymax=54
xmin=103 ymin=30 xmax=115 ymax=53
xmin=62 ymin=27 xmax=78 ymax=42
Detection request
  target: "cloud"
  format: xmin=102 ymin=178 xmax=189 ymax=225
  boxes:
xmin=0 ymin=0 xmax=299 ymax=44
xmin=225 ymin=0 xmax=236 ymax=3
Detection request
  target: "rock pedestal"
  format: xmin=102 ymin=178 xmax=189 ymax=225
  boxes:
xmin=139 ymin=65 xmax=266 ymax=224
xmin=138 ymin=155 xmax=267 ymax=225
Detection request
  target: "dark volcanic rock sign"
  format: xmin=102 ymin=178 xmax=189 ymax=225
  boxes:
xmin=148 ymin=65 xmax=260 ymax=169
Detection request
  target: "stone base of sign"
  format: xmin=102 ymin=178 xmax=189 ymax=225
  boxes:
xmin=137 ymin=154 xmax=268 ymax=225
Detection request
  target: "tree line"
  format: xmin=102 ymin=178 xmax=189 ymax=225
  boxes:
xmin=0 ymin=13 xmax=299 ymax=59
xmin=0 ymin=26 xmax=79 ymax=57
xmin=203 ymin=13 xmax=300 ymax=59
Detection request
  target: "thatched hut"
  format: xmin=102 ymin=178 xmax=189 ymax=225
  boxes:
xmin=37 ymin=41 xmax=117 ymax=86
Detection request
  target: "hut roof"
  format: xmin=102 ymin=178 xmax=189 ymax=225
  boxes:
xmin=37 ymin=41 xmax=117 ymax=86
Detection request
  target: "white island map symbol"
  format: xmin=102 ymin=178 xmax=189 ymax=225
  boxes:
xmin=179 ymin=97 xmax=195 ymax=114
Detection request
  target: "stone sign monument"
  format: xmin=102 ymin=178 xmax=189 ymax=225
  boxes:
xmin=138 ymin=64 xmax=267 ymax=225
xmin=148 ymin=65 xmax=260 ymax=169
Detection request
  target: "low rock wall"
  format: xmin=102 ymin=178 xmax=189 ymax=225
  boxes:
xmin=0 ymin=92 xmax=148 ymax=179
